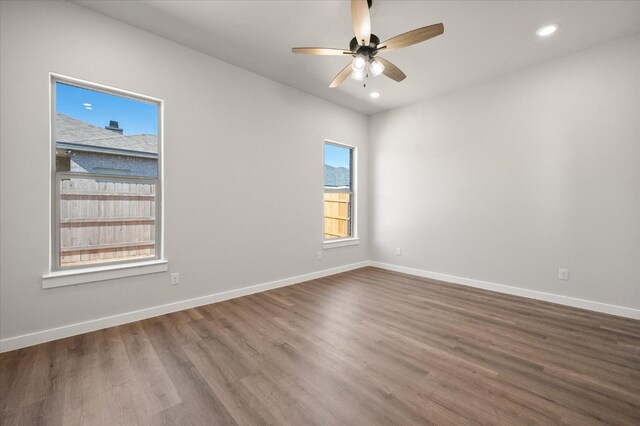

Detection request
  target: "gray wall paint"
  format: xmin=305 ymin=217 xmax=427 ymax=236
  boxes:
xmin=0 ymin=1 xmax=368 ymax=340
xmin=369 ymin=35 xmax=640 ymax=310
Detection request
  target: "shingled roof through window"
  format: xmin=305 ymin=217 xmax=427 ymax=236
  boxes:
xmin=56 ymin=113 xmax=157 ymax=154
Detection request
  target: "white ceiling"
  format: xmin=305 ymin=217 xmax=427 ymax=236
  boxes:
xmin=74 ymin=0 xmax=640 ymax=115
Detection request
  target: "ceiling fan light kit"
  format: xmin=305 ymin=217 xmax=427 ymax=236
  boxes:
xmin=351 ymin=69 xmax=365 ymax=81
xmin=292 ymin=0 xmax=444 ymax=88
xmin=369 ymin=58 xmax=385 ymax=77
xmin=352 ymin=55 xmax=367 ymax=72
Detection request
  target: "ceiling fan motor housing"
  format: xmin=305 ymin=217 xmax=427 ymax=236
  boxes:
xmin=350 ymin=34 xmax=380 ymax=57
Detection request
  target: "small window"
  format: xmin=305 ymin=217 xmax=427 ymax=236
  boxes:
xmin=51 ymin=77 xmax=162 ymax=270
xmin=324 ymin=142 xmax=355 ymax=240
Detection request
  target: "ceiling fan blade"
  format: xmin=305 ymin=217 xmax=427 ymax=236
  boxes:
xmin=377 ymin=23 xmax=444 ymax=53
xmin=292 ymin=47 xmax=352 ymax=55
xmin=351 ymin=0 xmax=371 ymax=46
xmin=376 ymin=57 xmax=406 ymax=82
xmin=329 ymin=63 xmax=353 ymax=88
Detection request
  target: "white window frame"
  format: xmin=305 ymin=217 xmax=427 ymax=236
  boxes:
xmin=43 ymin=74 xmax=166 ymax=288
xmin=323 ymin=139 xmax=359 ymax=249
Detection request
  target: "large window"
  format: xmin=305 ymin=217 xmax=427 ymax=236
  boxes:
xmin=324 ymin=141 xmax=355 ymax=241
xmin=51 ymin=76 xmax=162 ymax=270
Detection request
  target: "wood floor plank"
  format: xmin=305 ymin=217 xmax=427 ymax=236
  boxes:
xmin=141 ymin=321 xmax=237 ymax=425
xmin=1 ymin=266 xmax=639 ymax=425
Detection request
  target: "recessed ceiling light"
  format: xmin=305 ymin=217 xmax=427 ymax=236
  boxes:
xmin=536 ymin=24 xmax=558 ymax=37
xmin=370 ymin=92 xmax=381 ymax=99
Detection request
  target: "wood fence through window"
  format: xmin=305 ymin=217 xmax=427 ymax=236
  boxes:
xmin=58 ymin=175 xmax=156 ymax=266
xmin=324 ymin=192 xmax=351 ymax=239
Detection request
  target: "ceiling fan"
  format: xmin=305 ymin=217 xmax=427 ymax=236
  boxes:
xmin=292 ymin=0 xmax=444 ymax=88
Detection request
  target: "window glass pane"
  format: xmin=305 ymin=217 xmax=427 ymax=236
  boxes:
xmin=55 ymin=82 xmax=158 ymax=177
xmin=53 ymin=80 xmax=161 ymax=269
xmin=324 ymin=143 xmax=353 ymax=240
xmin=324 ymin=143 xmax=351 ymax=188
xmin=58 ymin=175 xmax=156 ymax=266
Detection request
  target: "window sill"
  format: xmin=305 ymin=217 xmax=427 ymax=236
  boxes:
xmin=323 ymin=238 xmax=360 ymax=249
xmin=42 ymin=259 xmax=168 ymax=289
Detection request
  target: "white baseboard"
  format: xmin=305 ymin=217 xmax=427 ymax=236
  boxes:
xmin=0 ymin=261 xmax=369 ymax=353
xmin=370 ymin=261 xmax=640 ymax=320
xmin=3 ymin=259 xmax=638 ymax=352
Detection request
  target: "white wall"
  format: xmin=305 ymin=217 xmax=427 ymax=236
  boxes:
xmin=0 ymin=1 xmax=368 ymax=346
xmin=369 ymin=35 xmax=640 ymax=311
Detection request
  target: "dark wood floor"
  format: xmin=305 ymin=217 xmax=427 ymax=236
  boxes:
xmin=1 ymin=267 xmax=639 ymax=425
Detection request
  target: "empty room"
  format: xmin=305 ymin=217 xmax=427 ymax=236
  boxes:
xmin=1 ymin=0 xmax=639 ymax=424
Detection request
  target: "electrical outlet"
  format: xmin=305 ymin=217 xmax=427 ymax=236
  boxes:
xmin=558 ymin=269 xmax=569 ymax=281
xmin=316 ymin=251 xmax=323 ymax=260
xmin=396 ymin=247 xmax=402 ymax=256
xmin=170 ymin=273 xmax=180 ymax=285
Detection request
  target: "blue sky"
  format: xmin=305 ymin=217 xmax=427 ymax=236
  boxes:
xmin=56 ymin=82 xmax=158 ymax=135
xmin=325 ymin=144 xmax=351 ymax=169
